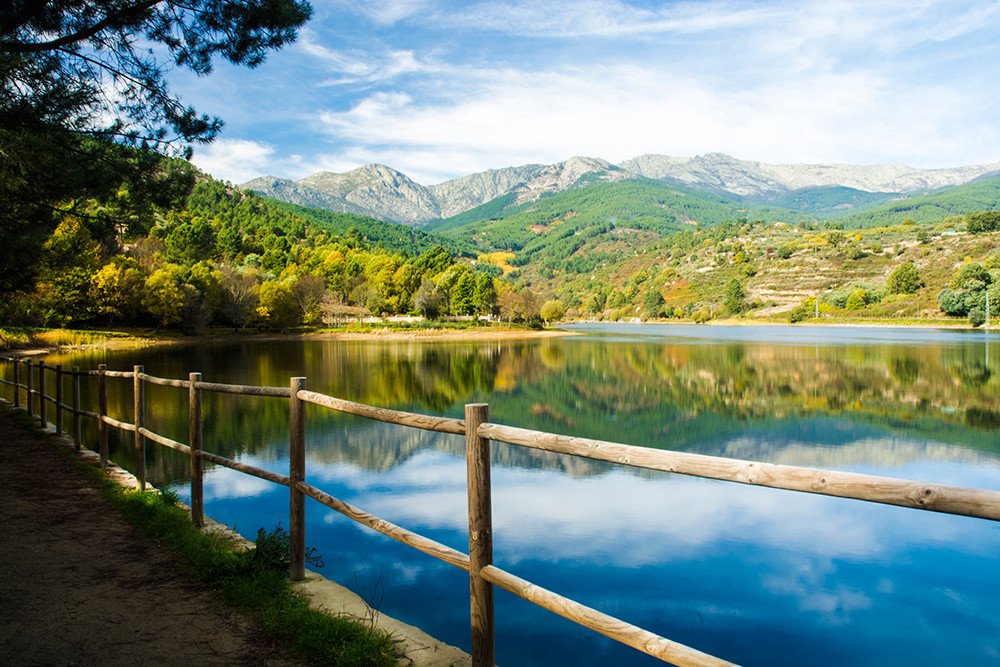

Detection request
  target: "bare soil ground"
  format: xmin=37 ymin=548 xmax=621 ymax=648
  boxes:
xmin=0 ymin=408 xmax=300 ymax=667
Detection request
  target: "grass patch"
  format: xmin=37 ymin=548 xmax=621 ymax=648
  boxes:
xmin=0 ymin=327 xmax=146 ymax=351
xmin=78 ymin=467 xmax=396 ymax=667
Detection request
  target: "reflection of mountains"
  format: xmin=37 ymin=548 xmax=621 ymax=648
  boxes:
xmin=716 ymin=435 xmax=1000 ymax=469
xmin=305 ymin=417 xmax=613 ymax=477
xmin=301 ymin=414 xmax=1000 ymax=477
xmin=50 ymin=334 xmax=1000 ymax=485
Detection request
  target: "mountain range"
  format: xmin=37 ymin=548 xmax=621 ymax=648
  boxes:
xmin=241 ymin=153 xmax=1000 ymax=227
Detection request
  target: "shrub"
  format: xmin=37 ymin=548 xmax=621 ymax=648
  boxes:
xmin=938 ymin=288 xmax=968 ymax=316
xmin=966 ymin=211 xmax=1000 ymax=233
xmin=953 ymin=263 xmax=992 ymax=290
xmin=844 ymin=244 xmax=867 ymax=260
xmin=788 ymin=298 xmax=816 ymax=323
xmin=845 ymin=289 xmax=867 ymax=310
xmin=888 ymin=261 xmax=923 ymax=294
xmin=540 ymin=299 xmax=566 ymax=322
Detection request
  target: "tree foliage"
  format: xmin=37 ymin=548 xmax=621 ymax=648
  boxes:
xmin=965 ymin=211 xmax=1000 ymax=233
xmin=2 ymin=0 xmax=311 ymax=152
xmin=887 ymin=261 xmax=922 ymax=294
xmin=0 ymin=0 xmax=311 ymax=289
xmin=724 ymin=278 xmax=746 ymax=314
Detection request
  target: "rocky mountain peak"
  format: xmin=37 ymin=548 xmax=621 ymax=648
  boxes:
xmin=241 ymin=152 xmax=1000 ymax=226
xmin=617 ymin=152 xmax=1000 ymax=197
xmin=512 ymin=155 xmax=629 ymax=204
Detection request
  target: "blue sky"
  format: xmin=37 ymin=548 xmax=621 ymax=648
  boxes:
xmin=175 ymin=0 xmax=1000 ymax=186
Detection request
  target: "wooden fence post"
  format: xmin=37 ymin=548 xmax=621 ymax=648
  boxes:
xmin=189 ymin=372 xmax=204 ymax=527
xmin=134 ymin=365 xmax=146 ymax=490
xmin=25 ymin=360 xmax=33 ymax=419
xmin=72 ymin=366 xmax=81 ymax=451
xmin=13 ymin=358 xmax=20 ymax=408
xmin=38 ymin=361 xmax=46 ymax=429
xmin=466 ymin=402 xmax=495 ymax=667
xmin=289 ymin=376 xmax=307 ymax=581
xmin=98 ymin=364 xmax=108 ymax=468
xmin=55 ymin=365 xmax=64 ymax=436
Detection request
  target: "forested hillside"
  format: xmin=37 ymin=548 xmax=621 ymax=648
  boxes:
xmin=267 ymin=199 xmax=478 ymax=257
xmin=1 ymin=167 xmax=543 ymax=332
xmin=749 ymin=186 xmax=901 ymax=217
xmin=432 ymin=179 xmax=801 ymax=263
xmin=5 ymin=157 xmax=999 ymax=335
xmin=835 ymin=174 xmax=1000 ymax=228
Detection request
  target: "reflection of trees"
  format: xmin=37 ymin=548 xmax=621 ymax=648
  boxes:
xmin=494 ymin=339 xmax=1000 ymax=459
xmin=889 ymin=354 xmax=919 ymax=386
xmin=40 ymin=335 xmax=1000 ymax=486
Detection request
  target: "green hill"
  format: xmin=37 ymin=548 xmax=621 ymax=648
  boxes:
xmin=751 ymin=185 xmax=901 ymax=218
xmin=836 ymin=173 xmax=1000 ymax=228
xmin=265 ymin=199 xmax=476 ymax=257
xmin=433 ymin=178 xmax=811 ymax=258
xmin=422 ymin=192 xmax=522 ymax=235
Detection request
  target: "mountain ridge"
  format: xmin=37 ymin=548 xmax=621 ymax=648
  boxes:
xmin=241 ymin=152 xmax=1000 ymax=226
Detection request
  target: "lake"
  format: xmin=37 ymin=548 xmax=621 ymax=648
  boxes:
xmin=32 ymin=324 xmax=1000 ymax=666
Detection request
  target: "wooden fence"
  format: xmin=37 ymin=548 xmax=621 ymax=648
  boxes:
xmin=2 ymin=355 xmax=999 ymax=667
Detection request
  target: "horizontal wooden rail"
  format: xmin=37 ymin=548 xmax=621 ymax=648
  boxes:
xmin=103 ymin=370 xmax=134 ymax=378
xmin=195 ymin=381 xmax=290 ymax=397
xmin=479 ymin=565 xmax=736 ymax=667
xmin=479 ymin=423 xmax=1000 ymax=522
xmin=138 ymin=427 xmax=191 ymax=455
xmin=297 ymin=390 xmax=466 ymax=435
xmin=295 ymin=480 xmax=471 ymax=572
xmin=137 ymin=373 xmax=190 ymax=389
xmin=79 ymin=409 xmax=99 ymax=419
xmin=198 ymin=451 xmax=293 ymax=487
xmin=100 ymin=415 xmax=136 ymax=432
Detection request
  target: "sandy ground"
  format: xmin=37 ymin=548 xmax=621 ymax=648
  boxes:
xmin=0 ymin=409 xmax=300 ymax=667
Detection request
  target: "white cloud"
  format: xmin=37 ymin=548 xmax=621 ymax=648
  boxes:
xmin=307 ymin=57 xmax=997 ymax=184
xmin=190 ymin=138 xmax=311 ymax=184
xmin=438 ymin=0 xmax=775 ymax=38
xmin=350 ymin=0 xmax=432 ymax=25
xmin=203 ymin=466 xmax=276 ymax=500
xmin=187 ymin=0 xmax=1000 ymax=183
xmin=297 ymin=28 xmax=438 ymax=85
xmin=190 ymin=138 xmax=276 ymax=183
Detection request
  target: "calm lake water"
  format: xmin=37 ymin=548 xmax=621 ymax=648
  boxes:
xmin=29 ymin=324 xmax=1000 ymax=666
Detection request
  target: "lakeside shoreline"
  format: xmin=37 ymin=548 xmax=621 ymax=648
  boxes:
xmin=3 ymin=317 xmax=994 ymax=357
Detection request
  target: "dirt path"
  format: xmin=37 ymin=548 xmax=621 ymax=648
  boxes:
xmin=0 ymin=408 xmax=300 ymax=667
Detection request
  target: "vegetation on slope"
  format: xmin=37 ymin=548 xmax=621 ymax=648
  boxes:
xmin=0 ymin=169 xmax=544 ymax=332
xmin=836 ymin=173 xmax=1000 ymax=228
xmin=266 ymin=199 xmax=478 ymax=257
xmin=749 ymin=185 xmax=901 ymax=217
xmin=4 ymin=138 xmax=1000 ymax=336
xmin=524 ymin=215 xmax=1000 ymax=327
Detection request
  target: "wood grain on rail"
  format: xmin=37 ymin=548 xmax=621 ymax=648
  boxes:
xmin=478 ymin=423 xmax=1000 ymax=522
xmin=297 ymin=390 xmax=466 ymax=434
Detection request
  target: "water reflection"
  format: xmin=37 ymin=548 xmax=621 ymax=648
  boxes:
xmin=24 ymin=326 xmax=1000 ymax=487
xmin=15 ymin=325 xmax=1000 ymax=667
